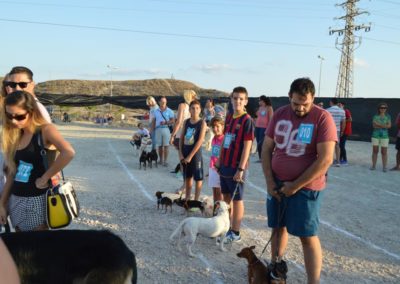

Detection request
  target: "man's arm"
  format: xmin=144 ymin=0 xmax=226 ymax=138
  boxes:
xmin=261 ymin=136 xmax=279 ymax=199
xmin=281 ymin=141 xmax=335 ymax=197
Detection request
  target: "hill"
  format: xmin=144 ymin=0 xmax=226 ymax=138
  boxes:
xmin=33 ymin=79 xmax=229 ymax=98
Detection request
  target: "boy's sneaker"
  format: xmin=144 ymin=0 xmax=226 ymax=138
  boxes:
xmin=223 ymin=230 xmax=241 ymax=244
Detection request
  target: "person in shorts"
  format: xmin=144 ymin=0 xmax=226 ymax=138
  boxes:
xmin=179 ymin=100 xmax=207 ymax=202
xmin=151 ymin=96 xmax=174 ymax=166
xmin=371 ymin=102 xmax=391 ymax=172
xmin=208 ymin=116 xmax=225 ymax=210
xmin=216 ymin=86 xmax=254 ymax=243
xmin=262 ymin=78 xmax=336 ymax=283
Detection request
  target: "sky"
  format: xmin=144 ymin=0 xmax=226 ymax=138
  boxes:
xmin=0 ymin=0 xmax=399 ymax=98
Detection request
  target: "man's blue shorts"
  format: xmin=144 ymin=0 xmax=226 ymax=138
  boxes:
xmin=220 ymin=166 xmax=244 ymax=201
xmin=266 ymin=188 xmax=324 ymax=237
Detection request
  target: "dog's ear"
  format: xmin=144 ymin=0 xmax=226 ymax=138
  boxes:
xmin=250 ymin=245 xmax=255 ymax=250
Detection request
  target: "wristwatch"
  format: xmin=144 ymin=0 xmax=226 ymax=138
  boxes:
xmin=238 ymin=168 xmax=244 ymax=172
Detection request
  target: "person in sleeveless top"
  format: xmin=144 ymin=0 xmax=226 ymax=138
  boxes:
xmin=0 ymin=91 xmax=75 ymax=232
xmin=170 ymin=90 xmax=197 ymax=192
xmin=179 ymin=100 xmax=207 ymax=202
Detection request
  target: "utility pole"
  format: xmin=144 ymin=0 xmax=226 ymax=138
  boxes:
xmin=317 ymin=55 xmax=325 ymax=97
xmin=329 ymin=0 xmax=371 ymax=98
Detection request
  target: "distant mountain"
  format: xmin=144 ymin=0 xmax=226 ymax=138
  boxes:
xmin=34 ymin=79 xmax=229 ymax=98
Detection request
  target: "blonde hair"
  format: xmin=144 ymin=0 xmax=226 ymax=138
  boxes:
xmin=2 ymin=91 xmax=48 ymax=175
xmin=146 ymin=96 xmax=157 ymax=107
xmin=183 ymin=90 xmax=197 ymax=104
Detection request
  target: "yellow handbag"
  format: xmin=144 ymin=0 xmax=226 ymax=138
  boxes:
xmin=38 ymin=130 xmax=80 ymax=229
xmin=46 ymin=187 xmax=72 ymax=229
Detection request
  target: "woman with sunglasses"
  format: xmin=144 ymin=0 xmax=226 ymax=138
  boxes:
xmin=0 ymin=91 xmax=75 ymax=231
xmin=371 ymin=102 xmax=392 ymax=172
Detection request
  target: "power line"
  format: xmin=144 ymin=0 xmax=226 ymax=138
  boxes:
xmin=0 ymin=17 xmax=333 ymax=48
xmin=363 ymin=36 xmax=400 ymax=45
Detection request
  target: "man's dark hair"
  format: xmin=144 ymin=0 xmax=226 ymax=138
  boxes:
xmin=159 ymin=96 xmax=167 ymax=101
xmin=9 ymin=66 xmax=34 ymax=80
xmin=339 ymin=101 xmax=345 ymax=106
xmin=259 ymin=95 xmax=272 ymax=106
xmin=330 ymin=98 xmax=338 ymax=105
xmin=289 ymin=78 xmax=315 ymax=96
xmin=232 ymin=86 xmax=248 ymax=98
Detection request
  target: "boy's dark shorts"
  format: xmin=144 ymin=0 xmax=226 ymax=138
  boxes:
xmin=396 ymin=137 xmax=400 ymax=150
xmin=266 ymin=186 xmax=324 ymax=237
xmin=182 ymin=155 xmax=203 ymax=181
xmin=220 ymin=166 xmax=244 ymax=201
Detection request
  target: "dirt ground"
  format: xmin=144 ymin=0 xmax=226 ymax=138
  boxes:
xmin=60 ymin=122 xmax=400 ymax=284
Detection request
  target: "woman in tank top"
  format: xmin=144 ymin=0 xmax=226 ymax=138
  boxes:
xmin=0 ymin=91 xmax=75 ymax=231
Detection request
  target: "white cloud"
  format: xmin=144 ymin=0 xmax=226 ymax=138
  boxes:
xmin=192 ymin=64 xmax=233 ymax=74
xmin=354 ymin=58 xmax=369 ymax=68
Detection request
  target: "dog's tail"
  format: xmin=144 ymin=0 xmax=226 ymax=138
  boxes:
xmin=169 ymin=219 xmax=186 ymax=242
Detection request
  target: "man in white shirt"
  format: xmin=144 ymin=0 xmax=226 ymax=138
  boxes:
xmin=326 ymin=98 xmax=345 ymax=166
xmin=3 ymin=66 xmax=51 ymax=122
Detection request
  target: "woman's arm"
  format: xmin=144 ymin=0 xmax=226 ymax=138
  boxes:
xmin=0 ymin=172 xmax=15 ymax=224
xmin=179 ymin=119 xmax=187 ymax=161
xmin=35 ymin=124 xmax=75 ymax=188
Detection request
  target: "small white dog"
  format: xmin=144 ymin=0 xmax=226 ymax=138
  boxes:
xmin=169 ymin=201 xmax=230 ymax=257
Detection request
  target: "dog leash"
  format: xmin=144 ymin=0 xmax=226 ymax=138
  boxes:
xmin=259 ymin=186 xmax=287 ymax=261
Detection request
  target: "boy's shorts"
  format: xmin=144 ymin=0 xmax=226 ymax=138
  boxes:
xmin=220 ymin=166 xmax=245 ymax=201
xmin=208 ymin=167 xmax=220 ymax=188
xmin=266 ymin=188 xmax=324 ymax=237
xmin=396 ymin=137 xmax=400 ymax=150
xmin=182 ymin=156 xmax=203 ymax=181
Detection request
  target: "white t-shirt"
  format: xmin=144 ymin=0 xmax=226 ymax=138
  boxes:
xmin=35 ymin=98 xmax=52 ymax=123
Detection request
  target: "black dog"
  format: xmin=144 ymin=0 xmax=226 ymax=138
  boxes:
xmin=139 ymin=151 xmax=148 ymax=170
xmin=147 ymin=149 xmax=158 ymax=168
xmin=183 ymin=200 xmax=205 ymax=215
xmin=1 ymin=230 xmax=137 ymax=284
xmin=155 ymin=191 xmax=173 ymax=213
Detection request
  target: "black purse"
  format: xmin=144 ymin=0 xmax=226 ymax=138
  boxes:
xmin=159 ymin=109 xmax=173 ymax=133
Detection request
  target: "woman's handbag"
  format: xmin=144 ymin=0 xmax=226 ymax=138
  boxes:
xmin=38 ymin=132 xmax=80 ymax=229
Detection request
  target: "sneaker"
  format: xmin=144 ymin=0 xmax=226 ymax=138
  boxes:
xmin=223 ymin=231 xmax=241 ymax=244
xmin=383 ymin=168 xmax=388 ymax=172
xmin=333 ymin=160 xmax=340 ymax=167
xmin=340 ymin=161 xmax=348 ymax=166
xmin=189 ymin=207 xmax=200 ymax=213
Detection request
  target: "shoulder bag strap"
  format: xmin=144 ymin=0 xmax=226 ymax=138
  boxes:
xmin=37 ymin=130 xmax=65 ymax=184
xmin=159 ymin=109 xmax=169 ymax=123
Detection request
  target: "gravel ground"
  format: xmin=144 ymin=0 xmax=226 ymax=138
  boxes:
xmin=61 ymin=122 xmax=400 ymax=284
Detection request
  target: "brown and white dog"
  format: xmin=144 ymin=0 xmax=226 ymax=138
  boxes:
xmin=1 ymin=230 xmax=137 ymax=284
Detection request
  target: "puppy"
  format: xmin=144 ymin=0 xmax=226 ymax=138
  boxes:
xmin=147 ymin=149 xmax=158 ymax=168
xmin=139 ymin=151 xmax=148 ymax=170
xmin=155 ymin=191 xmax=172 ymax=213
xmin=173 ymin=197 xmax=186 ymax=208
xmin=169 ymin=201 xmax=230 ymax=257
xmin=1 ymin=230 xmax=137 ymax=284
xmin=183 ymin=200 xmax=205 ymax=216
xmin=130 ymin=139 xmax=141 ymax=157
xmin=237 ymin=246 xmax=287 ymax=284
xmin=237 ymin=246 xmax=269 ymax=284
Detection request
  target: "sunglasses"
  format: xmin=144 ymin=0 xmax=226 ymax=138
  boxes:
xmin=5 ymin=112 xmax=29 ymax=121
xmin=379 ymin=107 xmax=387 ymax=109
xmin=3 ymin=81 xmax=31 ymax=89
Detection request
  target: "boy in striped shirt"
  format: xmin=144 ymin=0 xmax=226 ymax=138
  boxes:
xmin=216 ymin=86 xmax=254 ymax=243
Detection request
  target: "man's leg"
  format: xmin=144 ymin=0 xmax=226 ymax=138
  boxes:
xmin=158 ymin=146 xmax=164 ymax=164
xmin=335 ymin=142 xmax=340 ymax=163
xmin=300 ymin=236 xmax=322 ymax=284
xmin=396 ymin=150 xmax=400 ymax=169
xmin=270 ymin=227 xmax=288 ymax=262
xmin=163 ymin=146 xmax=169 ymax=165
xmin=339 ymin=135 xmax=347 ymax=162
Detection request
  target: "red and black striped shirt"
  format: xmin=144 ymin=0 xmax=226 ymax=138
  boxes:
xmin=220 ymin=113 xmax=254 ymax=169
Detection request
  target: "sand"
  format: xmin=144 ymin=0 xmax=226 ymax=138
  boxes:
xmin=60 ymin=122 xmax=400 ymax=284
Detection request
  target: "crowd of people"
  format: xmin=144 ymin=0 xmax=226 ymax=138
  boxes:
xmin=1 ymin=66 xmax=399 ymax=283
